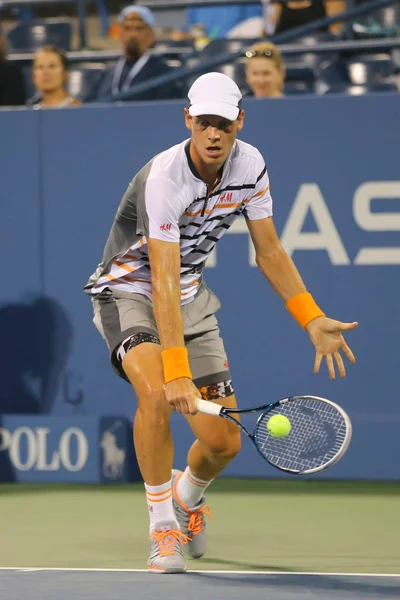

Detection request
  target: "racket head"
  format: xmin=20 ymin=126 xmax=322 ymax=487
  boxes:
xmin=253 ymin=395 xmax=352 ymax=475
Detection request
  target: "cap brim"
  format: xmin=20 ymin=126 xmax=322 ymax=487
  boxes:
xmin=189 ymin=101 xmax=239 ymax=121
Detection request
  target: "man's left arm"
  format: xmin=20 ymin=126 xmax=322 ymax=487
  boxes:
xmin=246 ymin=215 xmax=358 ymax=379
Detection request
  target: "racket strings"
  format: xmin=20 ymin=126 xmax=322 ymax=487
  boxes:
xmin=254 ymin=398 xmax=348 ymax=473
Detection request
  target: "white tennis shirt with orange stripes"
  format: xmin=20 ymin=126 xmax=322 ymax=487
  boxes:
xmin=85 ymin=139 xmax=273 ymax=304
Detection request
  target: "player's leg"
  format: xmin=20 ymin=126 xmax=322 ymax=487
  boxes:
xmin=172 ymin=286 xmax=241 ymax=558
xmin=121 ymin=341 xmax=189 ymax=572
xmin=93 ymin=292 xmax=187 ymax=573
xmin=185 ymin=385 xmax=240 ymax=482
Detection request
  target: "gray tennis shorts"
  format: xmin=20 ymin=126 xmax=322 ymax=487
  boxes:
xmin=91 ymin=282 xmax=231 ymax=387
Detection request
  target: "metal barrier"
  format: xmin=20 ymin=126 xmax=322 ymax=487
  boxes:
xmin=7 ymin=36 xmax=400 ymax=65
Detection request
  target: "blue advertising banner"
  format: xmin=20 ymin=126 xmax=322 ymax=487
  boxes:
xmin=0 ymin=416 xmax=136 ymax=483
xmin=1 ymin=93 xmax=399 ymax=481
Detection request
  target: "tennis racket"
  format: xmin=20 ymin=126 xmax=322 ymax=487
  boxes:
xmin=196 ymin=395 xmax=352 ymax=475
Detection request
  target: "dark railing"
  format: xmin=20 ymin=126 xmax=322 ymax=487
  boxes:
xmin=7 ymin=36 xmax=400 ymax=65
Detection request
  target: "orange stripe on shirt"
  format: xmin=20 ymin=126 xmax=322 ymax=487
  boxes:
xmin=252 ymin=185 xmax=270 ymax=198
xmin=120 ymin=275 xmax=151 ymax=284
xmin=114 ymin=260 xmax=136 ymax=273
xmin=214 ymin=202 xmax=242 ymax=209
xmin=181 ymin=280 xmax=199 ymax=296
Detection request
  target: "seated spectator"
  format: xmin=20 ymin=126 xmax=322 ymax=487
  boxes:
xmin=0 ymin=35 xmax=26 ymax=106
xmin=187 ymin=3 xmax=263 ymax=38
xmin=88 ymin=5 xmax=181 ymax=103
xmin=269 ymin=0 xmax=345 ymax=36
xmin=32 ymin=46 xmax=81 ymax=109
xmin=245 ymin=41 xmax=285 ymax=98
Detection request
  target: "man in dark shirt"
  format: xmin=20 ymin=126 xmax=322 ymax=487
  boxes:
xmin=89 ymin=5 xmax=182 ymax=103
xmin=0 ymin=35 xmax=26 ymax=107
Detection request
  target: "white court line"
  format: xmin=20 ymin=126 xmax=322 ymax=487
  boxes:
xmin=0 ymin=568 xmax=399 ymax=577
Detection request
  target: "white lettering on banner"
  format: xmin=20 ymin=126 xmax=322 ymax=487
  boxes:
xmin=280 ymin=184 xmax=350 ymax=265
xmin=35 ymin=428 xmax=60 ymax=470
xmin=0 ymin=428 xmax=11 ymax=451
xmin=59 ymin=428 xmax=89 ymax=472
xmin=205 ymin=181 xmax=400 ymax=267
xmin=353 ymin=182 xmax=400 ymax=265
xmin=0 ymin=427 xmax=89 ymax=473
xmin=10 ymin=427 xmax=37 ymax=471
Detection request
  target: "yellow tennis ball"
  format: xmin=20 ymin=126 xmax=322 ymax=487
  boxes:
xmin=267 ymin=415 xmax=291 ymax=438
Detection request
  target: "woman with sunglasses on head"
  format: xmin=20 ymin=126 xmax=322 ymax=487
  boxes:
xmin=245 ymin=41 xmax=285 ymax=98
xmin=32 ymin=45 xmax=81 ymax=109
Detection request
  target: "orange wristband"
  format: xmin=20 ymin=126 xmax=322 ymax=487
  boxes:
xmin=286 ymin=292 xmax=325 ymax=329
xmin=161 ymin=347 xmax=192 ymax=384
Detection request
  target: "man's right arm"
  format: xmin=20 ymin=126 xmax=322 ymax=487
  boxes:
xmin=143 ymin=174 xmax=200 ymax=414
xmin=147 ymin=237 xmax=200 ymax=415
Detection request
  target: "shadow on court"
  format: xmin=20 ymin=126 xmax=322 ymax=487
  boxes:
xmin=188 ymin=572 xmax=400 ymax=597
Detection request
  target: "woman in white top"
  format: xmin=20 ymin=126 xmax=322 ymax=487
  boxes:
xmin=32 ymin=45 xmax=81 ymax=109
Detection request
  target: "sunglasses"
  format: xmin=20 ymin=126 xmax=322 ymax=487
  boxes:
xmin=245 ymin=49 xmax=274 ymax=58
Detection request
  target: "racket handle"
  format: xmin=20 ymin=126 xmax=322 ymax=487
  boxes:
xmin=196 ymin=399 xmax=223 ymax=416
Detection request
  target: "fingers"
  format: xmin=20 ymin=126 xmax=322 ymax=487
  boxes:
xmin=334 ymin=351 xmax=346 ymax=378
xmin=164 ymin=381 xmax=199 ymax=415
xmin=313 ymin=352 xmax=323 ymax=374
xmin=341 ymin=340 xmax=356 ymax=364
xmin=325 ymin=354 xmax=335 ymax=379
xmin=339 ymin=321 xmax=359 ymax=331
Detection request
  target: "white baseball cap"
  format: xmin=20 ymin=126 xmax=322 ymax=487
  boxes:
xmin=188 ymin=72 xmax=242 ymax=122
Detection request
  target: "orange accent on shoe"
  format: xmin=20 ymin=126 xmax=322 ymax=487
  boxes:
xmin=149 ymin=529 xmax=190 ymax=557
xmin=188 ymin=505 xmax=212 ymax=536
xmin=173 ymin=472 xmax=213 ymax=535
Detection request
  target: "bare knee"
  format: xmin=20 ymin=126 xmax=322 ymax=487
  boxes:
xmin=136 ymin=386 xmax=171 ymax=428
xmin=205 ymin=428 xmax=241 ymax=460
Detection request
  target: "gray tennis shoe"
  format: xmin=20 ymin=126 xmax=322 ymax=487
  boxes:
xmin=172 ymin=469 xmax=212 ymax=559
xmin=147 ymin=518 xmax=188 ymax=573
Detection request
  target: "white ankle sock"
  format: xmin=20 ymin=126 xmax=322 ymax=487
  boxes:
xmin=176 ymin=467 xmax=213 ymax=508
xmin=145 ymin=480 xmax=177 ymax=533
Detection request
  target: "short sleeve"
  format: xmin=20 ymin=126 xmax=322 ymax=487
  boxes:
xmin=244 ymin=155 xmax=273 ymax=221
xmin=143 ymin=177 xmax=184 ymax=242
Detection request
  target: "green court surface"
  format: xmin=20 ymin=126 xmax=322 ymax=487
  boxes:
xmin=1 ymin=480 xmax=399 ymax=574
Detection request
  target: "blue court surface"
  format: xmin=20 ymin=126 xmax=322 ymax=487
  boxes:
xmin=1 ymin=569 xmax=399 ymax=600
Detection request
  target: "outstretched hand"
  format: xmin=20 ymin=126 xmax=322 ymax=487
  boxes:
xmin=306 ymin=316 xmax=358 ymax=379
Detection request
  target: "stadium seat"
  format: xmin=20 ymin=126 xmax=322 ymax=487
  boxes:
xmin=322 ymin=82 xmax=398 ymax=95
xmin=7 ymin=19 xmax=73 ymax=52
xmin=315 ymin=53 xmax=396 ymax=93
xmin=346 ymin=53 xmax=396 ymax=85
xmin=283 ymin=31 xmax=340 ymax=68
xmin=67 ymin=65 xmax=107 ymax=101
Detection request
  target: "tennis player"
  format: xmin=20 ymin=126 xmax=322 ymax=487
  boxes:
xmin=85 ymin=72 xmax=358 ymax=573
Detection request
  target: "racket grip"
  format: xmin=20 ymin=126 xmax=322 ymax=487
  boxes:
xmin=196 ymin=399 xmax=223 ymax=416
